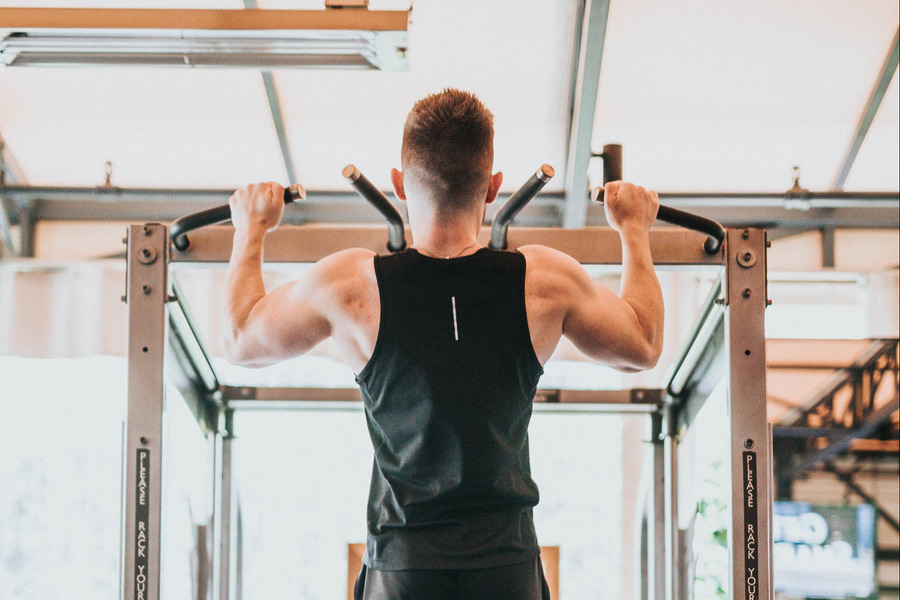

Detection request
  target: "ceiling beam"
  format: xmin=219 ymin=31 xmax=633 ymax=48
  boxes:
xmin=244 ymin=0 xmax=298 ymax=185
xmin=832 ymin=27 xmax=899 ymax=190
xmin=562 ymin=0 xmax=611 ymax=229
xmin=11 ymin=193 xmax=562 ymax=229
xmin=583 ymin=198 xmax=899 ymax=230
xmin=0 ymin=7 xmax=410 ymax=31
xmin=261 ymin=72 xmax=297 ymax=184
xmin=783 ymin=395 xmax=899 ymax=480
xmin=1 ymin=185 xmax=896 ymax=230
xmin=779 ymin=340 xmax=898 ymax=427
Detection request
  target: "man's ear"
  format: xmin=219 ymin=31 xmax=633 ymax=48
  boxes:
xmin=485 ymin=171 xmax=503 ymax=204
xmin=391 ymin=168 xmax=406 ymax=201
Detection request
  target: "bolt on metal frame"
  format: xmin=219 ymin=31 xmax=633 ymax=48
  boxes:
xmin=123 ymin=222 xmax=772 ymax=600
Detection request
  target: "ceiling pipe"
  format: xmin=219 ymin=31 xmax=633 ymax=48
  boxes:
xmin=0 ymin=185 xmax=895 ymax=205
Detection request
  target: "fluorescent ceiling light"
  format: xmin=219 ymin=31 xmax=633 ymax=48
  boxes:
xmin=0 ymin=7 xmax=409 ymax=70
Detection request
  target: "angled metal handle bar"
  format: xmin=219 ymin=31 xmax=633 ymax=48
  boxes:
xmin=170 ymin=184 xmax=306 ymax=251
xmin=342 ymin=165 xmax=407 ymax=252
xmin=591 ymin=187 xmax=726 ymax=255
xmin=489 ymin=164 xmax=555 ymax=250
xmin=592 ymin=143 xmax=724 ymax=255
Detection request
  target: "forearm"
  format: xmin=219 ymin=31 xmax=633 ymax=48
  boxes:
xmin=222 ymin=227 xmax=268 ymax=359
xmin=618 ymin=226 xmax=665 ymax=362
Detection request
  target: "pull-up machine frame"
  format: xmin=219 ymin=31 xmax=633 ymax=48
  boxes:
xmin=121 ymin=167 xmax=772 ymax=600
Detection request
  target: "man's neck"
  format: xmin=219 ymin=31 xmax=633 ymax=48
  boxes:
xmin=410 ymin=213 xmax=483 ymax=259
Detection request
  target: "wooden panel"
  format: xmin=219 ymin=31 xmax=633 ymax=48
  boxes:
xmin=0 ymin=7 xmax=409 ymax=31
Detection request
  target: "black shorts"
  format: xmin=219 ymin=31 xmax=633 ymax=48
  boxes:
xmin=353 ymin=556 xmax=551 ymax=600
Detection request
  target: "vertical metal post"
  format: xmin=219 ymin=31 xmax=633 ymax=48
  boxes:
xmin=19 ymin=200 xmax=36 ymax=257
xmin=214 ymin=408 xmax=235 ymax=600
xmin=635 ymin=411 xmax=666 ymax=600
xmin=235 ymin=500 xmax=244 ymax=600
xmin=122 ymin=224 xmax=168 ymax=600
xmin=637 ymin=506 xmax=649 ymax=600
xmin=662 ymin=406 xmax=680 ymax=600
xmin=724 ymin=228 xmax=772 ymax=600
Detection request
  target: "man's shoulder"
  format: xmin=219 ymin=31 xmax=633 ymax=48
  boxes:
xmin=317 ymin=247 xmax=376 ymax=272
xmin=305 ymin=248 xmax=376 ymax=292
xmin=517 ymin=244 xmax=581 ymax=272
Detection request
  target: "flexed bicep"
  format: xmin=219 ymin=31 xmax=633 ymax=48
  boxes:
xmin=523 ymin=243 xmax=662 ymax=373
xmin=222 ymin=273 xmax=331 ymax=367
xmin=563 ymin=279 xmax=661 ymax=372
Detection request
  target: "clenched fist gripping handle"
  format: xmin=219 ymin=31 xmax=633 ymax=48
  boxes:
xmin=170 ymin=184 xmax=306 ymax=251
xmin=592 ymin=144 xmax=725 ymax=255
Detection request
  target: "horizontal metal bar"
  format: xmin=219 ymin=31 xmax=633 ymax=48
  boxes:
xmin=169 ymin=185 xmax=304 ymax=251
xmin=647 ymin=191 xmax=898 ymax=203
xmin=0 ymin=7 xmax=410 ymax=31
xmin=2 ymin=185 xmax=896 ymax=229
xmin=9 ymin=193 xmax=562 ymax=228
xmin=169 ymin=224 xmax=725 ymax=266
xmin=585 ymin=202 xmax=899 ymax=230
xmin=225 ymin=399 xmax=660 ymax=415
xmin=2 ymin=185 xmax=894 ymax=205
xmin=7 ymin=52 xmax=378 ymax=69
xmin=772 ymin=426 xmax=862 ymax=439
xmin=766 ymin=363 xmax=861 ymax=370
xmin=877 ymin=548 xmax=900 ymax=561
xmin=222 ymin=385 xmax=361 ymax=402
xmin=220 ymin=385 xmax=663 ymax=405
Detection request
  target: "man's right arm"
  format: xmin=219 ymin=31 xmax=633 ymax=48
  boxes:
xmin=523 ymin=182 xmax=664 ymax=372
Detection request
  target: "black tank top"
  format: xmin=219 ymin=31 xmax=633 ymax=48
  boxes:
xmin=355 ymin=247 xmax=545 ymax=570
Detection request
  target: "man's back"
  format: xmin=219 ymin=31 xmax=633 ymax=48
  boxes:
xmin=268 ymin=235 xmax=663 ymax=378
xmin=357 ymin=247 xmax=543 ymax=570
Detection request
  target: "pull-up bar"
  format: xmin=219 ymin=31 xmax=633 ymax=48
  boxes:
xmin=170 ymin=184 xmax=306 ymax=251
xmin=341 ymin=165 xmax=407 ymax=252
xmin=591 ymin=144 xmax=726 ymax=255
xmin=167 ymin=157 xmax=725 ymax=256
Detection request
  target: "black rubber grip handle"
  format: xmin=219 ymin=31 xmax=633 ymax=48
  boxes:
xmin=489 ymin=165 xmax=555 ymax=250
xmin=592 ymin=186 xmax=725 ymax=255
xmin=170 ymin=184 xmax=305 ymax=251
xmin=342 ymin=165 xmax=407 ymax=252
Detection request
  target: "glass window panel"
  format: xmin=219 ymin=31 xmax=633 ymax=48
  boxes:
xmin=678 ymin=376 xmax=731 ymax=600
xmin=232 ymin=407 xmax=646 ymax=599
xmin=0 ymin=356 xmax=125 ymax=600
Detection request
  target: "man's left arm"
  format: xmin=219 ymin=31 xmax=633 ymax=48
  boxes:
xmin=221 ymin=182 xmax=331 ymax=367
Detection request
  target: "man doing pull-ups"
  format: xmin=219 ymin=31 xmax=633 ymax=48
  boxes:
xmin=223 ymin=88 xmax=664 ymax=600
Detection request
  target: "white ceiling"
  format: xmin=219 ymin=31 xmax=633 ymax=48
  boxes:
xmin=0 ymin=0 xmax=897 ymax=198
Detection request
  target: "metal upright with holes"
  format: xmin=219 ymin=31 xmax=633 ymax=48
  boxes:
xmin=123 ymin=224 xmax=168 ymax=600
xmin=724 ymin=228 xmax=772 ymax=598
xmin=122 ymin=220 xmax=772 ymax=600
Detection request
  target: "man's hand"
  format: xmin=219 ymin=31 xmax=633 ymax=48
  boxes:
xmin=229 ymin=182 xmax=286 ymax=235
xmin=602 ymin=181 xmax=659 ymax=235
